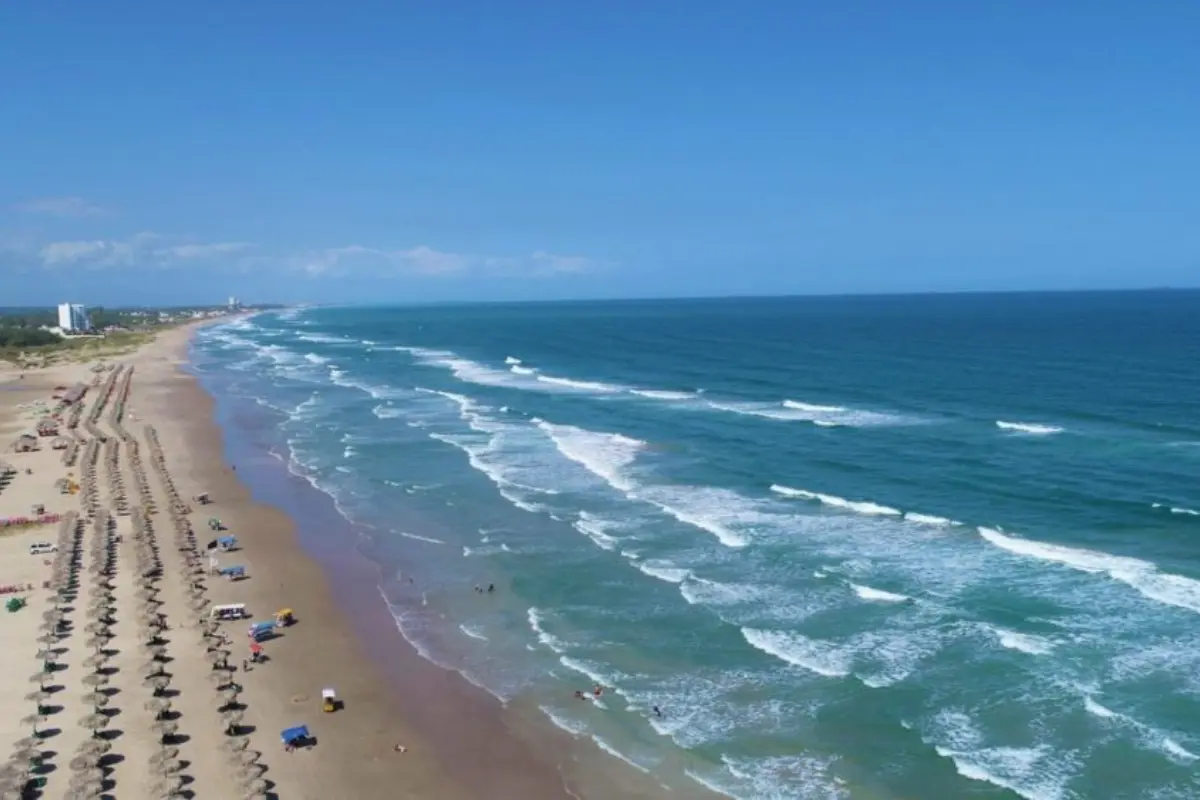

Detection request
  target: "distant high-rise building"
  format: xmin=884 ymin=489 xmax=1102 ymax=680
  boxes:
xmin=228 ymin=296 xmax=239 ymax=309
xmin=57 ymin=303 xmax=91 ymax=333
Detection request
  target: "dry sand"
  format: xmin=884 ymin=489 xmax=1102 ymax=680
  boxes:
xmin=0 ymin=324 xmax=585 ymax=799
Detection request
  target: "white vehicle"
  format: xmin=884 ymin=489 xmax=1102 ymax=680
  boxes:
xmin=29 ymin=542 xmax=57 ymax=555
xmin=210 ymin=603 xmax=248 ymax=621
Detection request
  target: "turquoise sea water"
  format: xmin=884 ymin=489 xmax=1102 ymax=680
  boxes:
xmin=193 ymin=292 xmax=1200 ymax=799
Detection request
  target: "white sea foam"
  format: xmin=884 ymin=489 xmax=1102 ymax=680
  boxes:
xmin=849 ymin=582 xmax=911 ymax=603
xmin=527 ymin=607 xmax=566 ymax=653
xmin=904 ymin=512 xmax=959 ymax=526
xmin=770 ymin=484 xmax=902 ymax=517
xmin=1082 ymin=695 xmax=1198 ymax=762
xmin=635 ymin=561 xmax=691 ymax=584
xmin=535 ymin=374 xmax=624 ymax=392
xmin=1084 ymin=696 xmax=1117 ymax=718
xmin=925 ymin=710 xmax=1072 ymax=800
xmin=629 ymin=388 xmax=696 ymax=400
xmin=573 ymin=512 xmax=622 ymax=551
xmin=504 ymin=356 xmax=521 ymax=365
xmin=1170 ymin=506 xmax=1199 ymax=516
xmin=303 ymin=352 xmax=328 ymax=364
xmin=397 ymin=531 xmax=446 ymax=545
xmin=991 ymin=627 xmax=1055 ymax=655
xmin=996 ymin=420 xmax=1064 ymax=436
xmin=510 ymin=365 xmax=536 ymax=375
xmin=535 ymin=419 xmax=645 ymax=492
xmin=708 ymin=398 xmax=909 ymax=427
xmin=978 ymin=527 xmax=1200 ymax=615
xmin=459 ymin=624 xmax=488 ymax=641
xmin=741 ymin=628 xmax=850 ymax=677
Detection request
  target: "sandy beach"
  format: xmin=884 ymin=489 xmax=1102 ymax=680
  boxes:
xmin=0 ymin=322 xmax=598 ymax=799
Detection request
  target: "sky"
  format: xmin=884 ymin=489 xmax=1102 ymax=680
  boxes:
xmin=1 ymin=2 xmax=1198 ymax=306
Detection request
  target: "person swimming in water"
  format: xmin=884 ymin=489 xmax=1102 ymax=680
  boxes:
xmin=652 ymin=705 xmax=664 ymax=718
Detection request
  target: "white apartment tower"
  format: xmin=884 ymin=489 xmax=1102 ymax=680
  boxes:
xmin=57 ymin=303 xmax=90 ymax=333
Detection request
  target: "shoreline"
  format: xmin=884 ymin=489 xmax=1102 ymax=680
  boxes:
xmin=182 ymin=319 xmax=687 ymax=797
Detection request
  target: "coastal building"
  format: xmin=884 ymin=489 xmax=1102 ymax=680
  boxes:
xmin=228 ymin=296 xmax=240 ymax=310
xmin=57 ymin=303 xmax=91 ymax=333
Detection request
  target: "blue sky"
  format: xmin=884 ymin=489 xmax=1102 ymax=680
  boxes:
xmin=1 ymin=3 xmax=1198 ymax=306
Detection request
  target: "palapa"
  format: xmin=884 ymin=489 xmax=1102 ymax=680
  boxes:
xmin=65 ymin=779 xmax=104 ymax=798
xmin=220 ymin=735 xmax=250 ymax=752
xmin=237 ymin=761 xmax=266 ymax=780
xmin=235 ymin=749 xmax=261 ymax=766
xmin=81 ymin=691 xmax=109 ymax=709
xmin=11 ymin=736 xmax=40 ymax=751
xmin=27 ymin=673 xmax=48 ymax=686
xmin=34 ymin=648 xmax=56 ymax=662
xmin=222 ymin=710 xmax=244 ymax=729
xmin=68 ymin=754 xmax=97 ymax=771
xmin=10 ymin=746 xmax=43 ymax=766
xmin=76 ymin=739 xmax=111 ymax=757
xmin=83 ymin=654 xmax=107 ymax=670
xmin=84 ymin=635 xmax=108 ymax=652
xmin=78 ymin=712 xmax=108 ymax=735
xmin=35 ymin=633 xmax=58 ymax=646
xmin=152 ymin=719 xmax=179 ymax=739
xmin=18 ymin=713 xmax=44 ymax=730
xmin=42 ymin=608 xmax=64 ymax=623
xmin=81 ymin=673 xmax=108 ymax=688
xmin=148 ymin=746 xmax=179 ymax=765
xmin=148 ymin=775 xmax=185 ymax=797
xmin=71 ymin=767 xmax=105 ymax=785
xmin=241 ymin=777 xmax=269 ymax=794
xmin=144 ymin=697 xmax=171 ymax=715
xmin=155 ymin=756 xmax=184 ymax=775
xmin=23 ymin=690 xmax=50 ymax=704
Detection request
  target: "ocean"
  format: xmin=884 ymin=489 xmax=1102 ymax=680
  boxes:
xmin=191 ymin=292 xmax=1200 ymax=800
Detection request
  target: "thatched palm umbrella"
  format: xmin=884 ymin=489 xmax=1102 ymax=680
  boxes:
xmin=152 ymin=720 xmax=178 ymax=742
xmin=37 ymin=620 xmax=60 ymax=637
xmin=24 ymin=690 xmax=50 ymax=705
xmin=237 ymin=762 xmax=266 ymax=782
xmin=220 ymin=686 xmax=241 ymax=706
xmin=68 ymin=754 xmax=97 ymax=772
xmin=148 ymin=775 xmax=185 ymax=798
xmin=220 ymin=736 xmax=250 ymax=752
xmin=70 ymin=766 xmax=105 ymax=786
xmin=148 ymin=746 xmax=179 ymax=766
xmin=80 ymin=691 xmax=108 ymax=710
xmin=34 ymin=648 xmax=56 ymax=663
xmin=241 ymin=777 xmax=269 ymax=795
xmin=82 ymin=654 xmax=107 ymax=670
xmin=76 ymin=739 xmax=110 ymax=758
xmin=221 ymin=710 xmax=244 ymax=732
xmin=10 ymin=746 xmax=43 ymax=768
xmin=81 ymin=673 xmax=108 ymax=689
xmin=42 ymin=608 xmax=64 ymax=623
xmin=144 ymin=697 xmax=171 ymax=718
xmin=84 ymin=635 xmax=108 ymax=653
xmin=234 ymin=749 xmax=261 ymax=767
xmin=205 ymin=650 xmax=228 ymax=670
xmin=78 ymin=712 xmax=108 ymax=737
xmin=154 ymin=756 xmax=184 ymax=776
xmin=35 ymin=633 xmax=58 ymax=647
xmin=65 ymin=779 xmax=105 ymax=798
xmin=26 ymin=673 xmax=48 ymax=689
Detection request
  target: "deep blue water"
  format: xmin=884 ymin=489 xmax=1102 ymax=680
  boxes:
xmin=192 ymin=292 xmax=1200 ymax=799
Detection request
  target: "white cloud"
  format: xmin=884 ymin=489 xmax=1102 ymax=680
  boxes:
xmin=289 ymin=244 xmax=595 ymax=279
xmin=38 ymin=232 xmax=251 ymax=269
xmin=16 ymin=196 xmax=108 ymax=217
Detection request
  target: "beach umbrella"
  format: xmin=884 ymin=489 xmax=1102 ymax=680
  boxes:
xmin=36 ymin=633 xmax=58 ymax=646
xmin=23 ymin=690 xmax=50 ymax=704
xmin=221 ymin=686 xmax=241 ymax=705
xmin=222 ymin=710 xmax=244 ymax=730
xmin=27 ymin=673 xmax=47 ymax=687
xmin=42 ymin=608 xmax=63 ymax=623
xmin=78 ymin=712 xmax=108 ymax=736
xmin=206 ymin=671 xmax=233 ymax=689
xmin=241 ymin=777 xmax=269 ymax=795
xmin=221 ymin=736 xmax=250 ymax=752
xmin=71 ymin=766 xmax=105 ymax=785
xmin=84 ymin=635 xmax=108 ymax=652
xmin=146 ymin=675 xmax=172 ymax=695
xmin=80 ymin=691 xmax=108 ymax=709
xmin=148 ymin=775 xmax=185 ymax=797
xmin=234 ymin=749 xmax=261 ymax=767
xmin=76 ymin=739 xmax=110 ymax=758
xmin=68 ymin=754 xmax=96 ymax=772
xmin=144 ymin=698 xmax=171 ymax=716
xmin=81 ymin=673 xmax=108 ymax=688
xmin=155 ymin=756 xmax=184 ymax=776
xmin=152 ymin=720 xmax=178 ymax=741
xmin=38 ymin=620 xmax=60 ymax=636
xmin=34 ymin=648 xmax=56 ymax=662
xmin=83 ymin=654 xmax=107 ymax=670
xmin=205 ymin=650 xmax=227 ymax=668
xmin=65 ymin=779 xmax=104 ymax=798
xmin=10 ymin=746 xmax=43 ymax=767
xmin=148 ymin=746 xmax=179 ymax=766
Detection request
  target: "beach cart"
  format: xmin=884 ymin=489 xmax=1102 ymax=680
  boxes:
xmin=219 ymin=565 xmax=247 ymax=581
xmin=208 ymin=518 xmax=223 ymax=531
xmin=211 ymin=603 xmax=248 ymax=621
xmin=281 ymin=724 xmax=311 ymax=750
xmin=217 ymin=535 xmax=239 ymax=552
xmin=275 ymin=608 xmax=295 ymax=627
xmin=249 ymin=641 xmax=265 ymax=662
xmin=322 ymin=688 xmax=339 ymax=712
xmin=248 ymin=621 xmax=275 ymax=642
xmin=194 ymin=492 xmax=211 ymax=505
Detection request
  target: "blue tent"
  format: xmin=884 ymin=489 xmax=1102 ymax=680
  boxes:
xmin=217 ymin=535 xmax=238 ymax=550
xmin=220 ymin=565 xmax=246 ymax=578
xmin=281 ymin=725 xmax=310 ymax=745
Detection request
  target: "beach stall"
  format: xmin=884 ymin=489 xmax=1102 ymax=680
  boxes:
xmin=219 ymin=565 xmax=247 ymax=581
xmin=281 ymin=724 xmax=311 ymax=750
xmin=193 ymin=492 xmax=211 ymax=505
xmin=275 ymin=608 xmax=295 ymax=627
xmin=322 ymin=688 xmax=339 ymax=712
xmin=36 ymin=418 xmax=59 ymax=437
xmin=248 ymin=621 xmax=275 ymax=641
xmin=216 ymin=535 xmax=238 ymax=552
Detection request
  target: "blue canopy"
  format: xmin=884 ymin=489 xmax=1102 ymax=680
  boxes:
xmin=217 ymin=536 xmax=237 ymax=546
xmin=281 ymin=725 xmax=309 ymax=744
xmin=221 ymin=565 xmax=246 ymax=575
xmin=250 ymin=621 xmax=274 ymax=634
